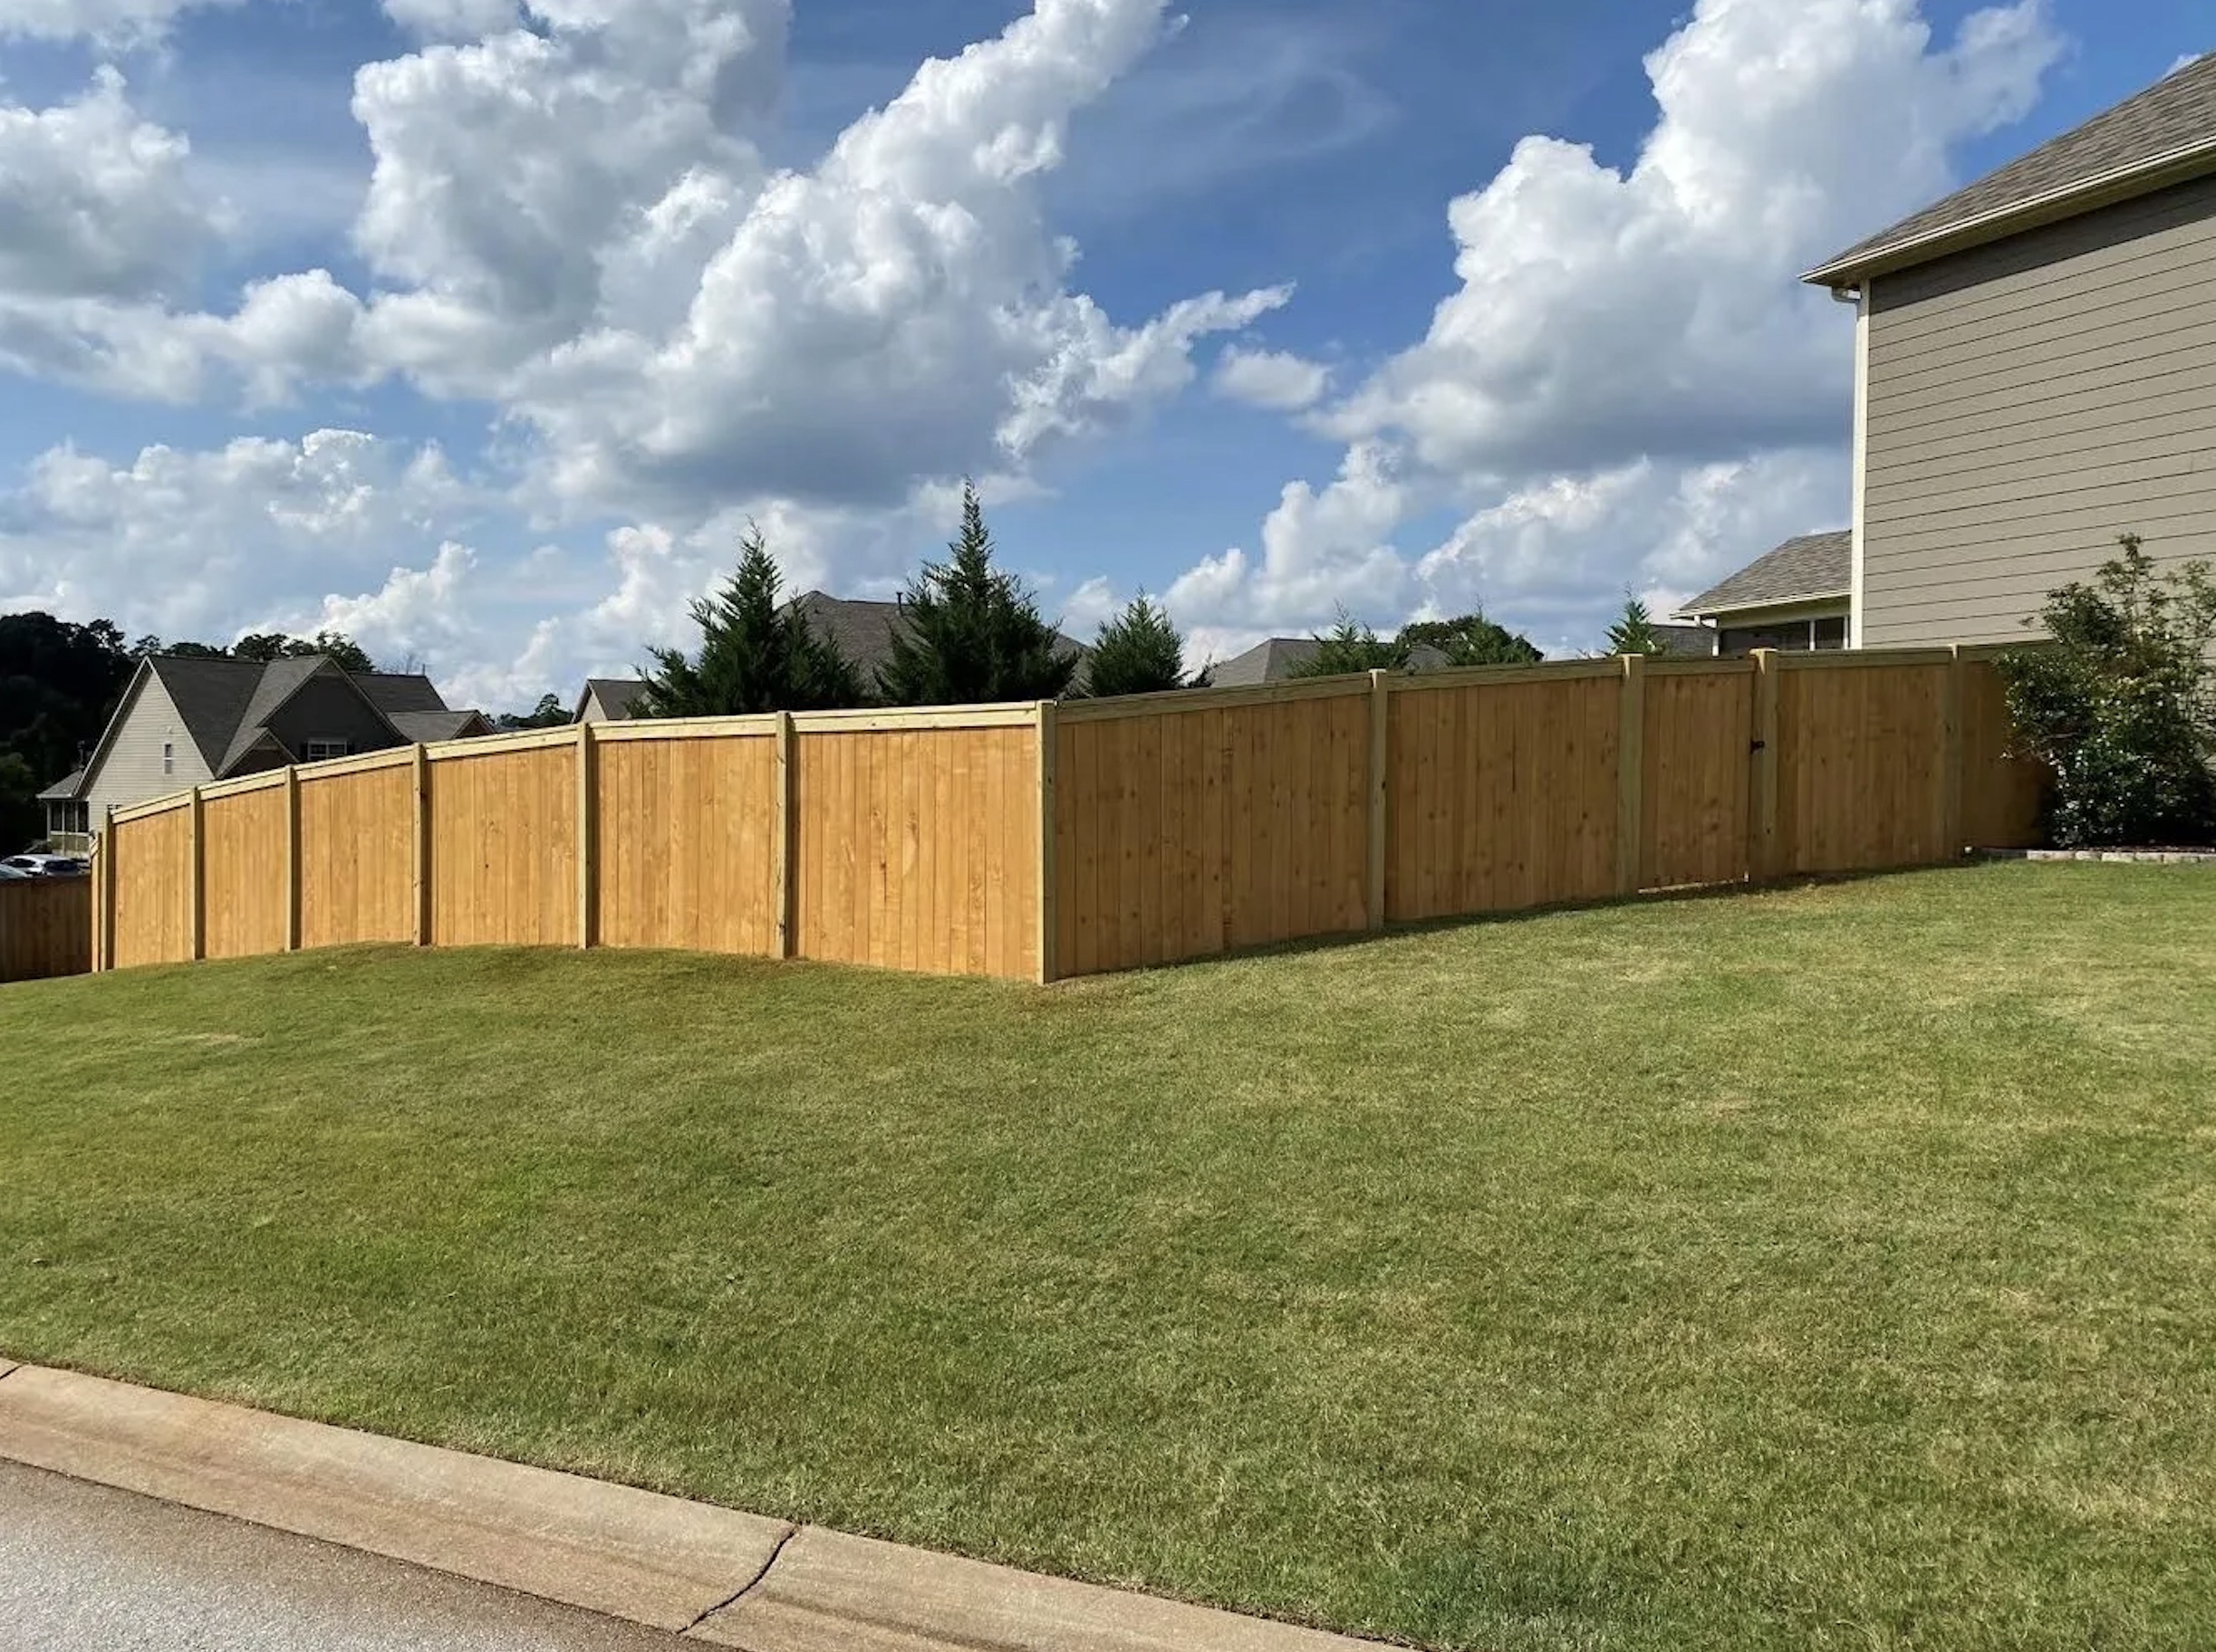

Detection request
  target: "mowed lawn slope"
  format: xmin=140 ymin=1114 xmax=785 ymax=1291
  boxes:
xmin=4 ymin=864 xmax=2214 ymax=1651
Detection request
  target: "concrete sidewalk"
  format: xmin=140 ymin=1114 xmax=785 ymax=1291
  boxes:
xmin=0 ymin=1361 xmax=1382 ymax=1651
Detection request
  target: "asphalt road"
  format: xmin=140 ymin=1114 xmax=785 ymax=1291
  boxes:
xmin=0 ymin=1459 xmax=686 ymax=1650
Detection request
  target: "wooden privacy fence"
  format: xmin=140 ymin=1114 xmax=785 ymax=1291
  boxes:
xmin=92 ymin=646 xmax=2045 ymax=985
xmin=1 ymin=875 xmax=92 ymax=984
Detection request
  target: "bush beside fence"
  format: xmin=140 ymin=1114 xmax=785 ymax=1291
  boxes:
xmin=86 ymin=646 xmax=2045 ymax=986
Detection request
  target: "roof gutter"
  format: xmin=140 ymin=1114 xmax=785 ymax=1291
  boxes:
xmin=1802 ymin=135 xmax=2216 ymax=289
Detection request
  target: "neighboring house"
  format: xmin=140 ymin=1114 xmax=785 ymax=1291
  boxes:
xmin=1205 ymin=639 xmax=1453 ymax=687
xmin=574 ymin=677 xmax=650 ymax=724
xmin=1651 ymin=623 xmax=1719 ymax=658
xmin=40 ymin=654 xmax=490 ymax=850
xmin=794 ymin=591 xmax=1091 ymax=691
xmin=1805 ymin=52 xmax=2216 ymax=647
xmin=1675 ymin=532 xmax=1853 ymax=654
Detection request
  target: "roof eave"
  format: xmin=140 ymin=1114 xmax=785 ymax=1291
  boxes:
xmin=1803 ymin=139 xmax=2216 ymax=290
xmin=1676 ymin=590 xmax=1853 ymax=623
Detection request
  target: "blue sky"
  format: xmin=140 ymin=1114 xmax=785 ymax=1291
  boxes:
xmin=0 ymin=0 xmax=2205 ymax=711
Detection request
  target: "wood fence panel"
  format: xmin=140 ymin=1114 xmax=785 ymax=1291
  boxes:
xmin=596 ymin=733 xmax=780 ymax=956
xmin=1959 ymin=658 xmax=2047 ymax=850
xmin=202 ymin=786 xmax=289 ymax=961
xmin=1642 ymin=667 xmax=1754 ymax=889
xmin=111 ymin=805 xmax=191 ymax=968
xmin=429 ymin=744 xmax=579 ymax=948
xmin=0 ymin=877 xmax=92 ymax=983
xmin=301 ymin=764 xmax=416 ymax=948
xmin=794 ymin=725 xmax=1037 ymax=979
xmin=1387 ymin=675 xmax=1622 ymax=922
xmin=1777 ymin=661 xmax=1951 ymax=874
xmin=1055 ymin=691 xmax=1368 ymax=975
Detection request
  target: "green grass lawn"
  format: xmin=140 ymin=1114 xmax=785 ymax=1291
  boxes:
xmin=4 ymin=863 xmax=2214 ymax=1650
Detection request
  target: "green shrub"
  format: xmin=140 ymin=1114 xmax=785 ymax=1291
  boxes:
xmin=1997 ymin=534 xmax=2216 ymax=847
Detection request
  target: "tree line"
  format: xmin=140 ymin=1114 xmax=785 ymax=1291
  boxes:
xmin=637 ymin=480 xmax=1552 ymax=716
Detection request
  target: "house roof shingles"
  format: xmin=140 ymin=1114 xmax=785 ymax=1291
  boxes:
xmin=580 ymin=678 xmax=650 ymax=721
xmin=792 ymin=591 xmax=1089 ymax=687
xmin=1680 ymin=532 xmax=1853 ymax=620
xmin=1810 ymin=53 xmax=2216 ymax=284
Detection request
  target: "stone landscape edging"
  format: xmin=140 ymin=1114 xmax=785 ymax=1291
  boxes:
xmin=1979 ymin=848 xmax=2216 ymax=865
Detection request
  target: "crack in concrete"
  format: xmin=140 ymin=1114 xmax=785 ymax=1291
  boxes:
xmin=679 ymin=1523 xmax=798 ymax=1637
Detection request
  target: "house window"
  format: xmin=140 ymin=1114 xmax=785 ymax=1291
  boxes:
xmin=303 ymin=740 xmax=352 ymax=763
xmin=161 ymin=741 xmax=174 ymax=775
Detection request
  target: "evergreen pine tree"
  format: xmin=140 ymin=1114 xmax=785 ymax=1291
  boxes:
xmin=1604 ymin=591 xmax=1670 ymax=657
xmin=1287 ymin=611 xmax=1410 ymax=677
xmin=876 ymin=483 xmax=1080 ymax=705
xmin=637 ymin=528 xmax=862 ymax=716
xmin=1086 ymin=596 xmax=1198 ymax=697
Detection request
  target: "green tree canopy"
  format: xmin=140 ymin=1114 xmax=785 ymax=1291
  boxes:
xmin=1288 ymin=614 xmax=1409 ymax=677
xmin=1604 ymin=593 xmax=1671 ymax=658
xmin=233 ymin=630 xmax=380 ymax=673
xmin=1086 ymin=596 xmax=1200 ymax=697
xmin=1401 ymin=610 xmax=1543 ymax=667
xmin=496 ymin=694 xmax=573 ymax=731
xmin=877 ymin=482 xmax=1080 ymax=706
xmin=638 ymin=528 xmax=863 ymax=718
xmin=0 ymin=610 xmax=135 ymax=847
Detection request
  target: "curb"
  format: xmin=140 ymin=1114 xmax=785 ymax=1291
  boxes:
xmin=0 ymin=1362 xmax=1378 ymax=1651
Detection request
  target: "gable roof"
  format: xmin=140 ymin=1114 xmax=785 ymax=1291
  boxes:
xmin=80 ymin=653 xmax=465 ymax=797
xmin=1809 ymin=53 xmax=2216 ymax=286
xmin=389 ymin=710 xmax=492 ymax=744
xmin=37 ymin=768 xmax=85 ymax=802
xmin=574 ymin=677 xmax=650 ymax=722
xmin=1679 ymin=532 xmax=1853 ymax=620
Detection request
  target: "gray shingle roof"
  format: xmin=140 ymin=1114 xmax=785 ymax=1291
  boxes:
xmin=389 ymin=710 xmax=488 ymax=744
xmin=1811 ymin=53 xmax=2216 ymax=283
xmin=37 ymin=768 xmax=85 ymax=802
xmin=1679 ymin=532 xmax=1853 ymax=619
xmin=354 ymin=673 xmax=451 ymax=717
xmin=1204 ymin=638 xmax=1456 ymax=686
xmin=792 ymin=591 xmax=1088 ymax=687
xmin=220 ymin=655 xmax=332 ymax=772
xmin=578 ymin=678 xmax=650 ymax=721
xmin=127 ymin=654 xmax=457 ymax=782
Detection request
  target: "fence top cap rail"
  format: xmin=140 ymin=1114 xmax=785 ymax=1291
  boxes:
xmin=791 ymin=704 xmax=1044 ymax=733
xmin=1058 ymin=673 xmax=1371 ymax=724
xmin=592 ymin=713 xmax=781 ymax=742
xmin=195 ymin=769 xmax=290 ymax=804
xmin=110 ymin=793 xmax=193 ymax=826
xmin=1387 ymin=658 xmax=1624 ymax=692
xmin=1772 ymin=647 xmax=1958 ymax=669
xmin=295 ymin=746 xmax=418 ymax=783
xmin=428 ymin=725 xmax=581 ymax=759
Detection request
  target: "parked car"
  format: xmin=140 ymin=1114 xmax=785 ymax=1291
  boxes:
xmin=3 ymin=853 xmax=85 ymax=878
xmin=0 ymin=862 xmax=30 ymax=879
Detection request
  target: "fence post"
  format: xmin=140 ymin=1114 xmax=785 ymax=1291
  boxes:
xmin=100 ymin=806 xmax=116 ymax=971
xmin=284 ymin=766 xmax=302 ymax=953
xmin=1749 ymin=649 xmax=1780 ymax=881
xmin=187 ymin=784 xmax=206 ymax=963
xmin=1367 ymin=670 xmax=1391 ymax=930
xmin=775 ymin=712 xmax=796 ymax=960
xmin=1941 ymin=644 xmax=1965 ymax=860
xmin=575 ymin=723 xmax=599 ymax=949
xmin=1036 ymin=700 xmax=1058 ymax=984
xmin=1617 ymin=654 xmax=1646 ymax=896
xmin=412 ymin=744 xmax=432 ymax=947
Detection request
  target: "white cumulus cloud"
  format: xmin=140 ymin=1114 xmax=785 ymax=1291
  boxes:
xmin=1171 ymin=0 xmax=2064 ymax=650
xmin=1210 ymin=345 xmax=1331 ymax=413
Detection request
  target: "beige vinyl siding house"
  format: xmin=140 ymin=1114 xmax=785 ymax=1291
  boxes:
xmin=1805 ymin=53 xmax=2216 ymax=648
xmin=82 ymin=668 xmax=214 ymax=824
xmin=1859 ymin=175 xmax=2216 ymax=645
